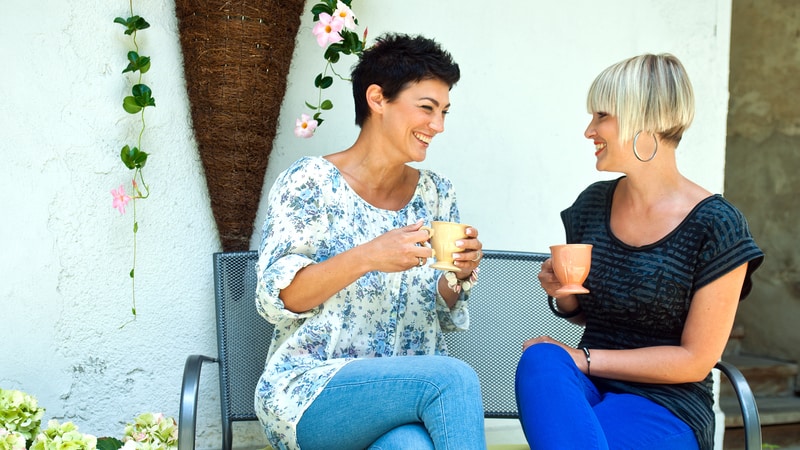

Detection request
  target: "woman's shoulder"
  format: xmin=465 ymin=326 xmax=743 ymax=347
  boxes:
xmin=693 ymin=195 xmax=750 ymax=228
xmin=418 ymin=168 xmax=455 ymax=191
xmin=276 ymin=156 xmax=338 ymax=186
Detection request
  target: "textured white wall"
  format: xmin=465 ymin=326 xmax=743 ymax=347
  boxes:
xmin=0 ymin=0 xmax=730 ymax=449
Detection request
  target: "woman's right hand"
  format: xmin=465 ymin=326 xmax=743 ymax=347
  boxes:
xmin=363 ymin=220 xmax=434 ymax=273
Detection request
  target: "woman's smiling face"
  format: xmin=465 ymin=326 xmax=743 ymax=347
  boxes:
xmin=382 ymin=78 xmax=451 ymax=162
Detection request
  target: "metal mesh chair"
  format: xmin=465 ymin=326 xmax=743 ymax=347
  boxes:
xmin=444 ymin=250 xmax=762 ymax=449
xmin=179 ymin=249 xmax=761 ymax=449
xmin=178 ymin=251 xmax=273 ymax=450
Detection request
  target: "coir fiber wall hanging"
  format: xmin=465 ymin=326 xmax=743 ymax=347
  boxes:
xmin=175 ymin=0 xmax=305 ymax=251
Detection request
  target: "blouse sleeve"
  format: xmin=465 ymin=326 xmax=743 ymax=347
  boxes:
xmin=255 ymin=159 xmax=332 ymax=324
xmin=427 ymin=171 xmax=470 ymax=331
xmin=694 ymin=199 xmax=764 ymax=300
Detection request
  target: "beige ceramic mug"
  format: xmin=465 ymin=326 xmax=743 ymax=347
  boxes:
xmin=549 ymin=244 xmax=593 ymax=295
xmin=421 ymin=221 xmax=470 ymax=272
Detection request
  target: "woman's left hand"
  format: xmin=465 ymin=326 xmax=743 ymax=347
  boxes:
xmin=452 ymin=226 xmax=483 ymax=279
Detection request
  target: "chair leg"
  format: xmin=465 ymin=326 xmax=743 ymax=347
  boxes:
xmin=178 ymin=354 xmax=219 ymax=450
xmin=715 ymin=360 xmax=762 ymax=450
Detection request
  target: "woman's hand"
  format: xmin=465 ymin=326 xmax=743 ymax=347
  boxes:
xmin=451 ymin=226 xmax=483 ymax=280
xmin=538 ymin=258 xmax=563 ymax=297
xmin=522 ymin=336 xmax=589 ymax=374
xmin=362 ymin=220 xmax=436 ymax=273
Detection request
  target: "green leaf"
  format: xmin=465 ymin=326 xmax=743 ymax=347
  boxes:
xmin=324 ymin=45 xmax=342 ymax=63
xmin=120 ymin=146 xmax=148 ymax=169
xmin=133 ymin=222 xmax=138 ymax=233
xmin=320 ymin=100 xmax=333 ymax=110
xmin=314 ymin=73 xmax=324 ymax=88
xmin=131 ymin=84 xmax=156 ymax=108
xmin=310 ymin=3 xmax=333 ymax=20
xmin=97 ymin=437 xmax=124 ymax=450
xmin=123 ymin=96 xmax=142 ymax=114
xmin=129 ymin=268 xmax=135 ymax=278
xmin=120 ymin=145 xmax=136 ymax=169
xmin=122 ymin=51 xmax=152 ymax=74
xmin=114 ymin=15 xmax=151 ymax=35
xmin=305 ymin=101 xmax=319 ymax=109
xmin=319 ymin=76 xmax=333 ymax=89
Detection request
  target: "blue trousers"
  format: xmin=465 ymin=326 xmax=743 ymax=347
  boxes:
xmin=296 ymin=355 xmax=486 ymax=450
xmin=515 ymin=343 xmax=699 ymax=450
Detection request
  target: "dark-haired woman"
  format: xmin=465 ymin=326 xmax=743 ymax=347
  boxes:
xmin=254 ymin=33 xmax=486 ymax=450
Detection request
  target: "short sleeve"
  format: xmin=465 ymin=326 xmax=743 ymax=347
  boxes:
xmin=693 ymin=199 xmax=764 ymax=300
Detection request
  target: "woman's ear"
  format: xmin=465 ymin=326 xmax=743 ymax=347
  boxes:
xmin=366 ymin=84 xmax=385 ymax=114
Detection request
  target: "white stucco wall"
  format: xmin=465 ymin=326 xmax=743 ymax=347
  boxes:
xmin=1 ymin=1 xmax=730 ymax=449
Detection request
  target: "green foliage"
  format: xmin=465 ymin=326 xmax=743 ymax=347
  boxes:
xmin=301 ymin=1 xmax=366 ymax=134
xmin=113 ymin=4 xmax=154 ymax=324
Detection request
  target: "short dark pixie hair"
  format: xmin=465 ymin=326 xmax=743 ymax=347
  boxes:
xmin=351 ymin=33 xmax=460 ymax=127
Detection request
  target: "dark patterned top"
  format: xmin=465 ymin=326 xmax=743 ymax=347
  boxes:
xmin=562 ymin=177 xmax=764 ymax=450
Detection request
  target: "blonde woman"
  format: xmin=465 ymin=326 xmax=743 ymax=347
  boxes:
xmin=515 ymin=54 xmax=764 ymax=450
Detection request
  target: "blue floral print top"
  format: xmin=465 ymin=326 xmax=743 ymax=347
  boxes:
xmin=254 ymin=156 xmax=470 ymax=449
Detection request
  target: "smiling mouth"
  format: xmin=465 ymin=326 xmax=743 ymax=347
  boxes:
xmin=414 ymin=132 xmax=431 ymax=144
xmin=594 ymin=142 xmax=606 ymax=156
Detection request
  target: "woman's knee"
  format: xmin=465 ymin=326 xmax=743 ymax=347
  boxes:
xmin=435 ymin=356 xmax=481 ymax=393
xmin=517 ymin=343 xmax=573 ymax=378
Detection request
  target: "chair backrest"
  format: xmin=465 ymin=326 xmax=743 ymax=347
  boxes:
xmin=212 ymin=251 xmax=273 ymax=426
xmin=444 ymin=250 xmax=585 ymax=418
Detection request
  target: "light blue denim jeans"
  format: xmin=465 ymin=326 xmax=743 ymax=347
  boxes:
xmin=296 ymin=355 xmax=486 ymax=450
xmin=515 ymin=343 xmax=699 ymax=450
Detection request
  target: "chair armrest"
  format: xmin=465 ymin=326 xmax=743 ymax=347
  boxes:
xmin=715 ymin=360 xmax=762 ymax=450
xmin=178 ymin=354 xmax=219 ymax=450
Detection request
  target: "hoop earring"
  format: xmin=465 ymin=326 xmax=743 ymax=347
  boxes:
xmin=633 ymin=131 xmax=658 ymax=162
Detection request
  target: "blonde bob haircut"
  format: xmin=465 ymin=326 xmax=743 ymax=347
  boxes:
xmin=586 ymin=53 xmax=695 ymax=146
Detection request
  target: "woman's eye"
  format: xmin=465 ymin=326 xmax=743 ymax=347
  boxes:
xmin=420 ymin=105 xmax=433 ymax=111
xmin=442 ymin=110 xmax=450 ymax=116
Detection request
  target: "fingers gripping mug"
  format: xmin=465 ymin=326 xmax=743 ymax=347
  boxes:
xmin=420 ymin=221 xmax=470 ymax=272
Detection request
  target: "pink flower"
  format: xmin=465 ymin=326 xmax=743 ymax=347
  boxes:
xmin=111 ymin=185 xmax=131 ymax=214
xmin=333 ymin=1 xmax=357 ymax=30
xmin=312 ymin=13 xmax=344 ymax=47
xmin=294 ymin=114 xmax=318 ymax=138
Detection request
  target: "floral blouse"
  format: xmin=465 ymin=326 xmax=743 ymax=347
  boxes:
xmin=254 ymin=156 xmax=470 ymax=449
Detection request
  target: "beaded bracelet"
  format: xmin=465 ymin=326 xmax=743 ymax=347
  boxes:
xmin=444 ymin=268 xmax=479 ymax=294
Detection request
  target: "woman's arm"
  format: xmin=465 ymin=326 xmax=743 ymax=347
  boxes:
xmin=583 ymin=262 xmax=749 ymax=384
xmin=280 ymin=222 xmax=435 ymax=313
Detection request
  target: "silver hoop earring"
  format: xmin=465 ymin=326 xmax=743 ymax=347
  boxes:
xmin=633 ymin=131 xmax=658 ymax=162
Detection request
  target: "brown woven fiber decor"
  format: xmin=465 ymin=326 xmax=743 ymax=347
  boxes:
xmin=175 ymin=0 xmax=305 ymax=251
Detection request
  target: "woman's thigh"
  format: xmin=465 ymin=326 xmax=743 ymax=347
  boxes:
xmin=595 ymin=392 xmax=699 ymax=450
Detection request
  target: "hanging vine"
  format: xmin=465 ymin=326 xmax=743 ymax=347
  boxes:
xmin=111 ymin=0 xmax=155 ymax=323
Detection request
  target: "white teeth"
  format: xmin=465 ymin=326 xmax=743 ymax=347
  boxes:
xmin=595 ymin=143 xmax=606 ymax=151
xmin=414 ymin=132 xmax=431 ymax=144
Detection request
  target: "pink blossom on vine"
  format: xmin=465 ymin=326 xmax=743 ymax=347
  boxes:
xmin=312 ymin=13 xmax=344 ymax=47
xmin=111 ymin=185 xmax=131 ymax=214
xmin=333 ymin=1 xmax=357 ymax=30
xmin=294 ymin=114 xmax=319 ymax=138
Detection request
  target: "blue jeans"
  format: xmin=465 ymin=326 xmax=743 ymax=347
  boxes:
xmin=296 ymin=355 xmax=486 ymax=450
xmin=515 ymin=343 xmax=699 ymax=450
